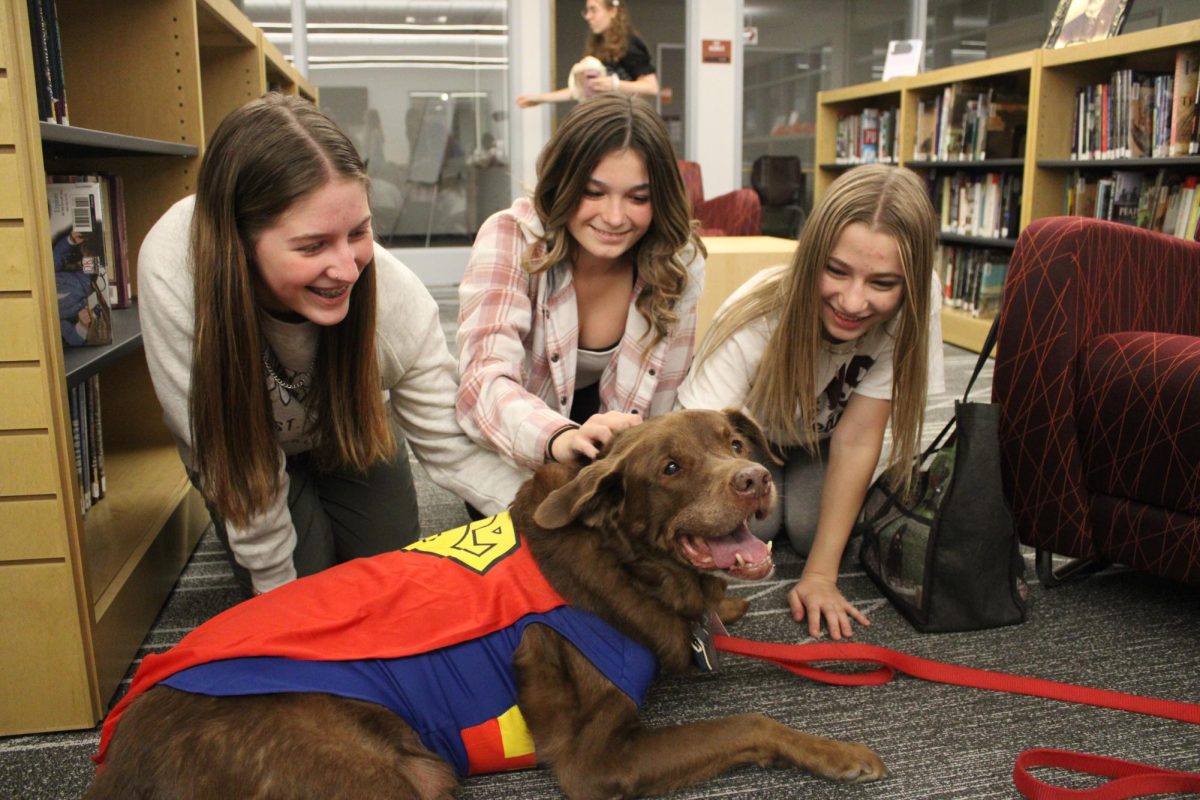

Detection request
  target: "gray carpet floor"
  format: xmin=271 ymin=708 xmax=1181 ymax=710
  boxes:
xmin=2 ymin=297 xmax=1198 ymax=799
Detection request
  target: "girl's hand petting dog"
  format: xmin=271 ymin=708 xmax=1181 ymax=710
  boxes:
xmin=551 ymin=411 xmax=641 ymax=463
xmin=788 ymin=573 xmax=870 ymax=640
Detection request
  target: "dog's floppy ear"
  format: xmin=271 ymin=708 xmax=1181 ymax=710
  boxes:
xmin=724 ymin=408 xmax=783 ymax=466
xmin=533 ymin=453 xmax=626 ymax=529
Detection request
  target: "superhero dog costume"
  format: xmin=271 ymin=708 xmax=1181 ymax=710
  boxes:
xmin=95 ymin=513 xmax=656 ymax=776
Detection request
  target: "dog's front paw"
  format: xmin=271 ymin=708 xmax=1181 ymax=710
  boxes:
xmin=715 ymin=596 xmax=749 ymax=625
xmin=810 ymin=740 xmax=887 ymax=783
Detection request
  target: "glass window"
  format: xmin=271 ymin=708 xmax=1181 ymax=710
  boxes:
xmin=924 ymin=0 xmax=1200 ymax=69
xmin=742 ymin=1 xmax=905 ymax=234
xmin=242 ymin=1 xmax=513 ymax=248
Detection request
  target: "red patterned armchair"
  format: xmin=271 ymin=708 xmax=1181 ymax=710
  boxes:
xmin=676 ymin=159 xmax=761 ymax=236
xmin=993 ymin=217 xmax=1200 ymax=586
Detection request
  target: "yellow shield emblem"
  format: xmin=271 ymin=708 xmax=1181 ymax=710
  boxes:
xmin=403 ymin=513 xmax=519 ymax=575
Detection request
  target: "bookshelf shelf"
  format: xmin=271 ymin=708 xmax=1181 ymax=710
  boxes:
xmin=819 ymin=159 xmax=899 ymax=170
xmin=939 ymin=232 xmax=1018 ymax=249
xmin=941 ymin=307 xmax=996 ymax=352
xmin=261 ymin=34 xmax=317 ymax=101
xmin=0 ymin=0 xmax=316 ymax=735
xmin=39 ymin=123 xmax=198 ymax=158
xmin=1041 ymin=19 xmax=1200 ymax=67
xmin=62 ymin=305 xmax=143 ymax=388
xmin=909 ymin=158 xmax=1025 ymax=170
xmin=816 ymin=20 xmax=1200 ymax=354
xmin=84 ymin=441 xmax=187 ymax=611
xmin=1038 ymin=157 xmax=1200 ymax=169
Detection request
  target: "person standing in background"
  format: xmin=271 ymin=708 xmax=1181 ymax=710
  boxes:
xmin=516 ymin=0 xmax=660 ymax=108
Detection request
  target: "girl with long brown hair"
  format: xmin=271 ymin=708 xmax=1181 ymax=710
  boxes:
xmin=678 ymin=164 xmax=945 ymax=640
xmin=457 ymin=93 xmax=704 ymax=471
xmin=139 ymin=93 xmax=523 ymax=595
xmin=516 ymin=0 xmax=660 ymax=108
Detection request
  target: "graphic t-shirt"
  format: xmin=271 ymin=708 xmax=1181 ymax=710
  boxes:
xmin=677 ymin=265 xmax=946 ymax=441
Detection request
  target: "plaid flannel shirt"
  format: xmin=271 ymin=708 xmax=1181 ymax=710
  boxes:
xmin=457 ymin=198 xmax=704 ymax=470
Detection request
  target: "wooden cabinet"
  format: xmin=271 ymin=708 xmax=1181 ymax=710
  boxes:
xmin=0 ymin=0 xmax=313 ymax=734
xmin=816 ymin=21 xmax=1200 ymax=353
xmin=696 ymin=236 xmax=798 ymax=341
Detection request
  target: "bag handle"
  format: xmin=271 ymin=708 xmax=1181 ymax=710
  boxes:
xmin=962 ymin=314 xmax=1000 ymax=405
xmin=712 ymin=635 xmax=1200 ymax=799
xmin=918 ymin=315 xmax=1003 ymax=463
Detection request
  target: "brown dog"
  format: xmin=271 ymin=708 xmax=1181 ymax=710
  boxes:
xmin=86 ymin=409 xmax=885 ymax=799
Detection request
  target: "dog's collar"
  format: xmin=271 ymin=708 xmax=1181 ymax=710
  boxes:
xmin=691 ymin=611 xmax=728 ymax=672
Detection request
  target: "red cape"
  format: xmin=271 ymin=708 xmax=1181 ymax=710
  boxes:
xmin=95 ymin=513 xmax=565 ymax=765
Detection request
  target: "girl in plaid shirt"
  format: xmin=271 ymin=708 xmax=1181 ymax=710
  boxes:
xmin=457 ymin=94 xmax=705 ymax=472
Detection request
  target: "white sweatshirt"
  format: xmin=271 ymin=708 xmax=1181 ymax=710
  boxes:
xmin=139 ymin=196 xmax=525 ymax=592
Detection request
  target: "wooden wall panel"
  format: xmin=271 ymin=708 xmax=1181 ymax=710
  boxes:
xmin=0 ymin=297 xmax=42 ymax=361
xmin=0 ymin=152 xmax=23 ymax=217
xmin=0 ymin=433 xmax=59 ymax=495
xmin=0 ymin=77 xmax=13 ymax=144
xmin=0 ymin=224 xmax=32 ymax=291
xmin=0 ymin=364 xmax=50 ymax=428
xmin=0 ymin=498 xmax=68 ymax=560
xmin=0 ymin=562 xmax=94 ymax=733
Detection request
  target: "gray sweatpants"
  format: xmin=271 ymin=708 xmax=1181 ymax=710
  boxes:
xmin=748 ymin=439 xmax=830 ymax=556
xmin=204 ymin=437 xmax=420 ymax=595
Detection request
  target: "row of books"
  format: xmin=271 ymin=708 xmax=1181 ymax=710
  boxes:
xmin=1070 ymin=49 xmax=1199 ymax=160
xmin=47 ymin=174 xmax=131 ymax=347
xmin=932 ymin=171 xmax=1023 ymax=241
xmin=1063 ymin=170 xmax=1200 ymax=240
xmin=937 ymin=246 xmax=1009 ymax=319
xmin=833 ymin=107 xmax=900 ymax=165
xmin=70 ymin=375 xmax=107 ymax=516
xmin=912 ymin=82 xmax=1028 ymax=162
xmin=25 ymin=0 xmax=68 ymax=124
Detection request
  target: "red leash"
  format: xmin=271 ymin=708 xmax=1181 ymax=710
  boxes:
xmin=713 ymin=635 xmax=1200 ymax=798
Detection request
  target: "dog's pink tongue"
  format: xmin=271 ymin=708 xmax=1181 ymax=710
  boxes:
xmin=706 ymin=523 xmax=771 ymax=570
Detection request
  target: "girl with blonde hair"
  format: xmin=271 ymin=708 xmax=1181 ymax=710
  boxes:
xmin=516 ymin=0 xmax=660 ymax=108
xmin=139 ymin=93 xmax=523 ymax=595
xmin=458 ymin=93 xmax=704 ymax=473
xmin=678 ymin=164 xmax=945 ymax=639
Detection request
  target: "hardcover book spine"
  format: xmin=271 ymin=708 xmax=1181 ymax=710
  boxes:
xmin=91 ymin=375 xmax=107 ymax=498
xmin=42 ymin=0 xmax=69 ymax=124
xmin=68 ymin=382 xmax=84 ymax=516
xmin=85 ymin=376 xmax=100 ymax=502
xmin=26 ymin=0 xmax=54 ymax=122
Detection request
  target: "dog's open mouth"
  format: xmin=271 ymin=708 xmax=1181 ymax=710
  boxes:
xmin=678 ymin=521 xmax=774 ymax=581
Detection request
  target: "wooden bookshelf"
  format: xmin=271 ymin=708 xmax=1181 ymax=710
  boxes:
xmin=197 ymin=0 xmax=264 ymax=144
xmin=1029 ymin=19 xmax=1200 ymax=223
xmin=817 ymin=22 xmax=1200 ymax=352
xmin=0 ymin=0 xmax=314 ymax=734
xmin=261 ymin=33 xmax=317 ymax=101
xmin=814 ymin=79 xmax=905 ymax=200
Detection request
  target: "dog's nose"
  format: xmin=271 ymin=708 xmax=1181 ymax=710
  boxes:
xmin=731 ymin=464 xmax=772 ymax=498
